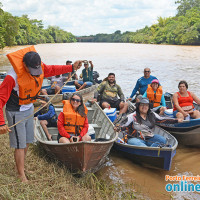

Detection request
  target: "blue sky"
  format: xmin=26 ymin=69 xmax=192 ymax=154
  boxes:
xmin=1 ymin=0 xmax=177 ymax=36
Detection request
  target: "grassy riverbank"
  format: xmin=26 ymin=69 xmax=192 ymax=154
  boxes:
xmin=0 ymin=133 xmax=141 ymax=200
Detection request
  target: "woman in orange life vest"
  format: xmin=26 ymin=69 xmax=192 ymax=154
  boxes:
xmin=173 ymin=80 xmax=200 ymax=120
xmin=143 ymin=79 xmax=167 ymax=115
xmin=57 ymin=93 xmax=91 ymax=143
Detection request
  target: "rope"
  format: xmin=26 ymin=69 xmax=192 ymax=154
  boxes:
xmin=8 ymin=69 xmax=79 ymax=129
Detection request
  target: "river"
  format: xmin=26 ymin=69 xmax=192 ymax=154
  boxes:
xmin=1 ymin=43 xmax=200 ymax=200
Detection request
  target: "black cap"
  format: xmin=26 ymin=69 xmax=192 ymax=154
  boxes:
xmin=66 ymin=60 xmax=72 ymax=64
xmin=23 ymin=51 xmax=42 ymax=76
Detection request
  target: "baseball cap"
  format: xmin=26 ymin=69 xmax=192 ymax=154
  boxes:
xmin=136 ymin=95 xmax=143 ymax=101
xmin=84 ymin=61 xmax=88 ymax=65
xmin=23 ymin=51 xmax=42 ymax=76
xmin=140 ymin=97 xmax=149 ymax=104
xmin=66 ymin=60 xmax=72 ymax=64
xmin=151 ymin=79 xmax=159 ymax=84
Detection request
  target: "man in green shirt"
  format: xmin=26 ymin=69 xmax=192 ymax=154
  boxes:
xmin=75 ymin=60 xmax=93 ymax=91
xmin=93 ymin=73 xmax=128 ymax=114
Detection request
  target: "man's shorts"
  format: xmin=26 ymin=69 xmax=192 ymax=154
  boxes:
xmin=100 ymin=99 xmax=121 ymax=110
xmin=47 ymin=119 xmax=57 ymax=127
xmin=6 ymin=106 xmax=34 ymax=149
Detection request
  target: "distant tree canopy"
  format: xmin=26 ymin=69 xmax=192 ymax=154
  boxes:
xmin=0 ymin=2 xmax=76 ymax=49
xmin=1 ymin=0 xmax=200 ymax=47
xmin=77 ymin=0 xmax=200 ymax=45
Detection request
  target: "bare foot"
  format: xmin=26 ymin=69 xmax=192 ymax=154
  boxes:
xmin=18 ymin=175 xmax=28 ymax=183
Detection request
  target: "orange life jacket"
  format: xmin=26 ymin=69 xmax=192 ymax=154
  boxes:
xmin=7 ymin=46 xmax=44 ymax=105
xmin=63 ymin=100 xmax=88 ymax=135
xmin=146 ymin=84 xmax=163 ymax=107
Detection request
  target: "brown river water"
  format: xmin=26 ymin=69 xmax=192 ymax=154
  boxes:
xmin=1 ymin=43 xmax=200 ymax=200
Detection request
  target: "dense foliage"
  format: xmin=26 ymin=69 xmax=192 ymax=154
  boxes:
xmin=0 ymin=2 xmax=76 ymax=49
xmin=77 ymin=0 xmax=200 ymax=45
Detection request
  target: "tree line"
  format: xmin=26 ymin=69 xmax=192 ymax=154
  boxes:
xmin=1 ymin=0 xmax=200 ymax=48
xmin=77 ymin=0 xmax=200 ymax=45
xmin=0 ymin=2 xmax=76 ymax=49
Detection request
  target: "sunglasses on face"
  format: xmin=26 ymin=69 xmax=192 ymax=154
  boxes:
xmin=144 ymin=71 xmax=150 ymax=73
xmin=71 ymin=98 xmax=81 ymax=103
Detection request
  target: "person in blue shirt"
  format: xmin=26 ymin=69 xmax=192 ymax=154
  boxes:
xmin=34 ymin=98 xmax=57 ymax=141
xmin=128 ymin=68 xmax=157 ymax=100
xmin=143 ymin=79 xmax=167 ymax=115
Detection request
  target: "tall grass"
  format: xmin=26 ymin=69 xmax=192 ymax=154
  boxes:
xmin=0 ymin=134 xmax=140 ymax=200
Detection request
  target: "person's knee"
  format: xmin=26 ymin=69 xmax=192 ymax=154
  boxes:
xmin=59 ymin=137 xmax=70 ymax=143
xmin=40 ymin=120 xmax=47 ymax=126
xmin=102 ymin=102 xmax=110 ymax=108
xmin=82 ymin=135 xmax=91 ymax=141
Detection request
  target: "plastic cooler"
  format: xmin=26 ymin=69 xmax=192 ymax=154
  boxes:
xmin=62 ymin=85 xmax=76 ymax=93
xmin=103 ymin=108 xmax=117 ymax=122
xmin=164 ymin=109 xmax=174 ymax=118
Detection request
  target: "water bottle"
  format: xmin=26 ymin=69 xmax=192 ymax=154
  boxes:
xmin=185 ymin=114 xmax=190 ymax=120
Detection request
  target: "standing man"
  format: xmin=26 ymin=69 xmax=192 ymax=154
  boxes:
xmin=0 ymin=46 xmax=82 ymax=182
xmin=75 ymin=60 xmax=94 ymax=91
xmin=93 ymin=73 xmax=128 ymax=114
xmin=128 ymin=68 xmax=158 ymax=101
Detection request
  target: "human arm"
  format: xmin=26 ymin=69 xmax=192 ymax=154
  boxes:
xmin=93 ymin=82 xmax=106 ymax=99
xmin=43 ymin=60 xmax=82 ymax=78
xmin=161 ymin=94 xmax=166 ymax=107
xmin=0 ymin=75 xmax=15 ymax=128
xmin=117 ymin=85 xmax=125 ymax=102
xmin=191 ymin=92 xmax=200 ymax=105
xmin=57 ymin=112 xmax=71 ymax=139
xmin=37 ymin=105 xmax=56 ymax=120
xmin=79 ymin=117 xmax=89 ymax=139
xmin=154 ymin=112 xmax=180 ymax=123
xmin=130 ymin=80 xmax=140 ymax=98
xmin=89 ymin=61 xmax=93 ymax=69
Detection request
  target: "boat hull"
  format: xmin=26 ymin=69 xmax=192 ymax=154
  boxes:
xmin=114 ymin=126 xmax=178 ymax=171
xmin=157 ymin=119 xmax=200 ymax=147
xmin=34 ymin=102 xmax=118 ymax=174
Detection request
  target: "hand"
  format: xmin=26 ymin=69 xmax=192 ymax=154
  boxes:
xmin=89 ymin=61 xmax=92 ymax=64
xmin=183 ymin=111 xmax=189 ymax=118
xmin=178 ymin=118 xmax=183 ymax=123
xmin=0 ymin=124 xmax=11 ymax=134
xmin=73 ymin=60 xmax=82 ymax=71
xmin=91 ymin=99 xmax=97 ymax=103
xmin=34 ymin=117 xmax=37 ymax=120
xmin=70 ymin=136 xmax=80 ymax=143
xmin=114 ymin=125 xmax=121 ymax=132
xmin=127 ymin=98 xmax=132 ymax=101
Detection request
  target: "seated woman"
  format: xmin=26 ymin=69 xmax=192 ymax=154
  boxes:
xmin=173 ymin=80 xmax=200 ymax=120
xmin=143 ymin=79 xmax=167 ymax=115
xmin=57 ymin=93 xmax=91 ymax=143
xmin=119 ymin=97 xmax=181 ymax=147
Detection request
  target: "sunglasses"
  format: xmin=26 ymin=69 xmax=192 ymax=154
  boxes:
xmin=144 ymin=71 xmax=150 ymax=73
xmin=71 ymin=98 xmax=81 ymax=103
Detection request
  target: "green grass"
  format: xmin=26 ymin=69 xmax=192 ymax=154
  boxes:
xmin=0 ymin=133 xmax=141 ymax=200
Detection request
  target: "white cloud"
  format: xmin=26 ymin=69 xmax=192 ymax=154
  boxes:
xmin=1 ymin=0 xmax=177 ymax=35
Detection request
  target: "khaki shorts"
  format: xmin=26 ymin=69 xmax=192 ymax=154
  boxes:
xmin=6 ymin=106 xmax=34 ymax=149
